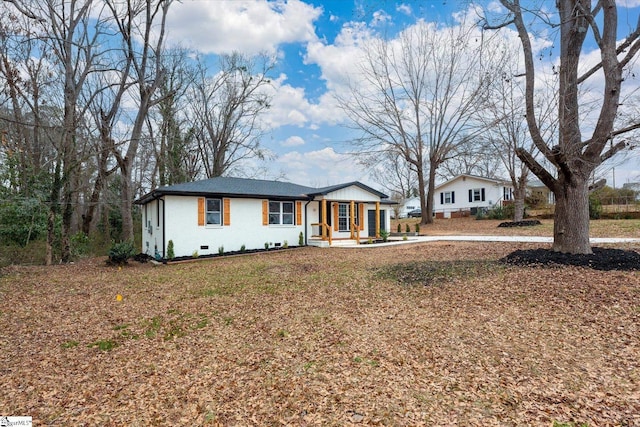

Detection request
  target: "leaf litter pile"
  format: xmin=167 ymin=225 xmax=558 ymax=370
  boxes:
xmin=1 ymin=241 xmax=640 ymax=425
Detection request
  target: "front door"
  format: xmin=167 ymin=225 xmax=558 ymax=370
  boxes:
xmin=367 ymin=210 xmax=385 ymax=237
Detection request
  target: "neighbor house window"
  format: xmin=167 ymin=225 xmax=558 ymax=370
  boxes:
xmin=442 ymin=191 xmax=455 ymax=204
xmin=503 ymin=187 xmax=512 ymax=201
xmin=269 ymin=201 xmax=294 ymax=225
xmin=206 ymin=198 xmax=222 ymax=225
xmin=469 ymin=188 xmax=486 ymax=202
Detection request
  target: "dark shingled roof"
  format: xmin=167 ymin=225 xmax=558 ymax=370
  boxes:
xmin=135 ymin=177 xmax=318 ymax=204
xmin=135 ymin=177 xmax=390 ymax=205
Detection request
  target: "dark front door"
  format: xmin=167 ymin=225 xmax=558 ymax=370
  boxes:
xmin=368 ymin=210 xmax=385 ymax=236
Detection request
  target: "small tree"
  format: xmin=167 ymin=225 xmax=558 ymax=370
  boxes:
xmin=166 ymin=240 xmax=175 ymax=260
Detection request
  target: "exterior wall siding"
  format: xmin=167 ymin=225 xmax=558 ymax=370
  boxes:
xmin=162 ymin=195 xmax=306 ymax=257
xmin=140 ymin=187 xmax=392 ymax=257
xmin=435 ymin=176 xmax=511 ymax=218
xmin=323 ymin=186 xmax=381 ymax=203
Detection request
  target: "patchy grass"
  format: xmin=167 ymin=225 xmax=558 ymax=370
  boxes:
xmin=376 ymin=260 xmax=499 ymax=286
xmin=1 ymin=242 xmax=639 ymax=425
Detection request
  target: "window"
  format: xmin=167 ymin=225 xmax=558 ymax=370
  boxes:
xmin=269 ymin=201 xmax=294 ymax=225
xmin=337 ymin=203 xmax=359 ymax=231
xmin=442 ymin=191 xmax=454 ymax=204
xmin=503 ymin=187 xmax=512 ymax=201
xmin=338 ymin=203 xmax=349 ymax=231
xmin=468 ymin=188 xmax=486 ymax=202
xmin=206 ymin=198 xmax=222 ymax=225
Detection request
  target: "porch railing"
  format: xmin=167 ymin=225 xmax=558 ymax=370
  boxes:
xmin=311 ymin=223 xmax=332 ymax=245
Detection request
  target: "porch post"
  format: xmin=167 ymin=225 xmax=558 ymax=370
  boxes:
xmin=321 ymin=199 xmax=327 ymax=239
xmin=350 ymin=200 xmax=355 ymax=239
xmin=375 ymin=201 xmax=380 ymax=238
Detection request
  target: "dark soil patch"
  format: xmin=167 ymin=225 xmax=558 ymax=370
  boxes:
xmin=497 ymin=220 xmax=542 ymax=228
xmin=500 ymin=247 xmax=640 ymax=271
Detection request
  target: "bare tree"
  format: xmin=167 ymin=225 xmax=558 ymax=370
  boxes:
xmin=149 ymin=48 xmax=199 ymax=187
xmin=478 ymin=41 xmax=558 ymax=221
xmin=106 ymin=0 xmax=172 ymax=242
xmin=5 ymin=0 xmax=112 ymax=262
xmin=190 ymin=52 xmax=273 ymax=178
xmin=338 ymin=20 xmax=493 ymax=224
xmin=485 ymin=0 xmax=640 ymax=253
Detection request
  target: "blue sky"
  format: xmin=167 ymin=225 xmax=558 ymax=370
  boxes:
xmin=165 ymin=0 xmax=640 ymax=188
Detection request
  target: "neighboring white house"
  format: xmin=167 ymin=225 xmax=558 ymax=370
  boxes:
xmin=433 ymin=174 xmax=514 ymax=218
xmin=135 ymin=177 xmax=393 ymax=258
xmin=397 ymin=196 xmax=421 ymax=218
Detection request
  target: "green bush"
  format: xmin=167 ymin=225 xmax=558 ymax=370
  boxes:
xmin=589 ymin=193 xmax=602 ymax=219
xmin=108 ymin=241 xmax=136 ymax=265
xmin=405 ymin=223 xmax=410 ymax=233
xmin=70 ymin=232 xmax=90 ymax=259
xmin=0 ymin=198 xmax=48 ymax=246
xmin=379 ymin=229 xmax=390 ymax=242
xmin=166 ymin=240 xmax=175 ymax=260
xmin=240 ymin=244 xmax=246 ymax=253
xmin=299 ymin=231 xmax=304 ymax=246
xmin=218 ymin=245 xmax=224 ymax=255
xmin=415 ymin=223 xmax=420 ymax=233
xmin=397 ymin=223 xmax=401 ymax=232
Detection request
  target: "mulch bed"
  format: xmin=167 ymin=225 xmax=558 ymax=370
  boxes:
xmin=497 ymin=220 xmax=542 ymax=227
xmin=501 ymin=247 xmax=640 ymax=271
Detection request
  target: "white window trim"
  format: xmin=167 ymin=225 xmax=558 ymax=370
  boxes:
xmin=443 ymin=191 xmax=454 ymax=204
xmin=269 ymin=201 xmax=295 ymax=226
xmin=206 ymin=198 xmax=222 ymax=227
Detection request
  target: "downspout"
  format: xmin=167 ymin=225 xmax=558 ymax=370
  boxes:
xmin=160 ymin=198 xmax=166 ymax=259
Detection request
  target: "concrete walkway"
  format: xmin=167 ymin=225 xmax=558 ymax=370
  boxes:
xmin=337 ymin=235 xmax=640 ymax=248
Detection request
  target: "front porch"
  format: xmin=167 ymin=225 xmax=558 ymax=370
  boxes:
xmin=308 ymin=198 xmax=383 ymax=247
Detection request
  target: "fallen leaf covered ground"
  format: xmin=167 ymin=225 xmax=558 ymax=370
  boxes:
xmin=1 ymin=219 xmax=639 ymax=426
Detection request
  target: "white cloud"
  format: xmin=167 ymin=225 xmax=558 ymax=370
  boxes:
xmin=276 ymin=147 xmax=367 ymax=186
xmin=371 ymin=10 xmax=391 ymax=26
xmin=281 ymin=136 xmax=305 ymax=147
xmin=167 ymin=0 xmax=322 ymax=55
xmin=618 ymin=0 xmax=640 ymax=7
xmin=396 ymin=4 xmax=412 ymax=16
xmin=260 ymin=73 xmax=348 ymax=130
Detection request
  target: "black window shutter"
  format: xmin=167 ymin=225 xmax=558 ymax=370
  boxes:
xmin=440 ymin=192 xmax=444 ymax=204
xmin=452 ymin=191 xmax=455 ymax=204
xmin=481 ymin=188 xmax=485 ymax=201
xmin=468 ymin=189 xmax=472 ymax=203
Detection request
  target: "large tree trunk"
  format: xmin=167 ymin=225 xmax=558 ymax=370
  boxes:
xmin=416 ymin=168 xmax=429 ymax=225
xmin=552 ymin=176 xmax=591 ymax=254
xmin=512 ymin=185 xmax=526 ymax=222
xmin=119 ymin=160 xmax=135 ymax=242
xmin=423 ymin=164 xmax=435 ymax=225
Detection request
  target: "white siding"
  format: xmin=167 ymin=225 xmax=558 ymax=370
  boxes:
xmin=161 ymin=195 xmax=306 ymax=257
xmin=435 ymin=176 xmax=511 ymax=218
xmin=323 ymin=185 xmax=381 ymax=202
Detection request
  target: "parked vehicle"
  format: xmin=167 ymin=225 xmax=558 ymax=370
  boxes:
xmin=407 ymin=208 xmax=422 ymax=218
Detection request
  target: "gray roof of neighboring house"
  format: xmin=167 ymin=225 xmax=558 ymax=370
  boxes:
xmin=135 ymin=177 xmax=389 ymax=204
xmin=434 ymin=174 xmax=511 ymax=190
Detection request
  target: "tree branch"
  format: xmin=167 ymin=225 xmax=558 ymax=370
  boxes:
xmin=588 ymin=178 xmax=606 ymax=193
xmin=600 ymin=140 xmax=627 ymax=162
xmin=516 ymin=147 xmax=557 ymax=190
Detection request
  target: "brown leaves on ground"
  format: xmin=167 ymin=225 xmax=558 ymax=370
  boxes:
xmin=1 ymin=239 xmax=640 ymax=426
